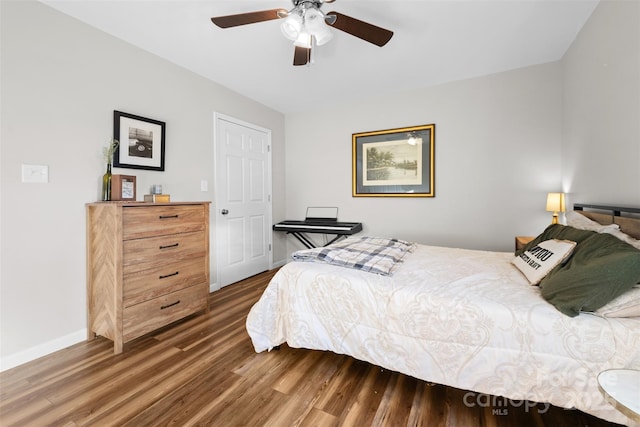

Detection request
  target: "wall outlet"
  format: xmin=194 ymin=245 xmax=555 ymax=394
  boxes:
xmin=22 ymin=164 xmax=49 ymax=183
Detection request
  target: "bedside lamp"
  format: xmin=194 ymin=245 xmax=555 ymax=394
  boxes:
xmin=546 ymin=192 xmax=565 ymax=224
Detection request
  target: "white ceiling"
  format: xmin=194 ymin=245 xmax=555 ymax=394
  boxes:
xmin=40 ymin=0 xmax=599 ymax=114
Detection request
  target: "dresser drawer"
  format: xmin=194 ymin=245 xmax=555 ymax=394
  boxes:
xmin=122 ymin=284 xmax=207 ymax=343
xmin=123 ymin=231 xmax=206 ymax=273
xmin=123 ymin=256 xmax=207 ymax=307
xmin=123 ymin=205 xmax=206 ymax=240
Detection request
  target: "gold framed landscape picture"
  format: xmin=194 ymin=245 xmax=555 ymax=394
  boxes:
xmin=352 ymin=124 xmax=435 ymax=197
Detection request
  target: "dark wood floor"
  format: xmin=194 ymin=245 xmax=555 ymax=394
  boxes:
xmin=0 ymin=269 xmax=625 ymax=426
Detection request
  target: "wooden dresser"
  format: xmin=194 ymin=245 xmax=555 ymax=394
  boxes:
xmin=86 ymin=201 xmax=210 ymax=353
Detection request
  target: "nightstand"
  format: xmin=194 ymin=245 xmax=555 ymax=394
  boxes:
xmin=515 ymin=236 xmax=534 ymax=251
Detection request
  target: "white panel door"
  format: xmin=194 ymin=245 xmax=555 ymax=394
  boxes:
xmin=215 ymin=114 xmax=272 ymax=287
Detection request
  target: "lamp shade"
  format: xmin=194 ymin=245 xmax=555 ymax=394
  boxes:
xmin=546 ymin=192 xmax=566 ymax=213
xmin=281 ymin=13 xmax=302 ymax=40
xmin=294 ymin=31 xmax=312 ymax=48
xmin=304 ymin=8 xmax=333 ymax=45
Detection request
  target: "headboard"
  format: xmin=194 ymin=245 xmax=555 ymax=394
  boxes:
xmin=574 ymin=203 xmax=640 ymax=240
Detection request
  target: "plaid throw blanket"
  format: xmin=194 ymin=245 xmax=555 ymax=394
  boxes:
xmin=291 ymin=236 xmax=416 ymax=276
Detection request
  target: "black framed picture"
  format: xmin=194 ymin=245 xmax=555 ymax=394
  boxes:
xmin=113 ymin=110 xmax=166 ymax=171
xmin=352 ymin=124 xmax=435 ymax=197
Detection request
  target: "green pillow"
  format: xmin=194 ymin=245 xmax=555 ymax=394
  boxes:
xmin=515 ymin=224 xmax=595 ymax=257
xmin=539 ymin=232 xmax=640 ymax=317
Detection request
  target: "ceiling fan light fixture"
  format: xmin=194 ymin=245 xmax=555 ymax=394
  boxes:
xmin=313 ymin=28 xmax=332 ymax=46
xmin=305 ymin=8 xmax=333 ymax=45
xmin=281 ymin=12 xmax=302 ymax=40
xmin=293 ymin=31 xmax=312 ymax=48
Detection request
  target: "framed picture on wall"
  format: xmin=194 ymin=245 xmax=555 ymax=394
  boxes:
xmin=113 ymin=110 xmax=166 ymax=171
xmin=352 ymin=124 xmax=435 ymax=197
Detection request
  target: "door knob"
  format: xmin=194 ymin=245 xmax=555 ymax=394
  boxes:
xmin=221 ymin=209 xmax=229 ymax=215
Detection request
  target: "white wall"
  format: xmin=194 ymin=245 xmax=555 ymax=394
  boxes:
xmin=283 ymin=62 xmax=564 ymax=257
xmin=562 ymin=0 xmax=640 ymax=207
xmin=0 ymin=1 xmax=285 ymax=369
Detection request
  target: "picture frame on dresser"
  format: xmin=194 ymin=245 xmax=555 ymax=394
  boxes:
xmin=110 ymin=174 xmax=136 ymax=201
xmin=352 ymin=124 xmax=435 ymax=197
xmin=113 ymin=110 xmax=166 ymax=171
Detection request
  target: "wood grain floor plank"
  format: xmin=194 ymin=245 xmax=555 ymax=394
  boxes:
xmin=300 ymin=407 xmax=340 ymax=427
xmin=340 ymin=364 xmax=395 ymax=426
xmin=419 ymin=382 xmax=449 ymax=426
xmin=314 ymin=356 xmax=370 ymax=417
xmin=0 ymin=337 xmax=160 ymax=425
xmin=444 ymin=387 xmax=485 ymax=426
xmin=0 ymin=269 xmax=625 ymax=427
xmin=121 ymin=361 xmax=241 ymax=426
xmin=26 ymin=346 xmax=185 ymax=425
xmin=0 ymin=395 xmax=52 ymax=427
xmin=271 ymin=349 xmax=329 ymax=395
xmin=167 ymin=372 xmax=250 ymax=427
xmin=370 ymin=371 xmax=407 ymax=426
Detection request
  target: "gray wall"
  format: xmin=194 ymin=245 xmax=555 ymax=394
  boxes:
xmin=284 ymin=62 xmax=563 ymax=256
xmin=0 ymin=1 xmax=285 ymax=368
xmin=562 ymin=0 xmax=640 ymax=207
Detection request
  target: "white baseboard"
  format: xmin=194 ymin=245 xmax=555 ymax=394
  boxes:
xmin=0 ymin=329 xmax=86 ymax=372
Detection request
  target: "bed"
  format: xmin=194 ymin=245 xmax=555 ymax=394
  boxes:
xmin=246 ymin=204 xmax=640 ymax=425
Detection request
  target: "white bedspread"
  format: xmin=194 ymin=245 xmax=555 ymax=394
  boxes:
xmin=246 ymin=244 xmax=640 ymax=425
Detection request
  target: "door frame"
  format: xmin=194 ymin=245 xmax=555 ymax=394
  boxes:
xmin=213 ymin=112 xmax=273 ymax=289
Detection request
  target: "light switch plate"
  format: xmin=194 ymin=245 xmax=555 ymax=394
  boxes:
xmin=200 ymin=179 xmax=208 ymax=192
xmin=22 ymin=164 xmax=49 ymax=183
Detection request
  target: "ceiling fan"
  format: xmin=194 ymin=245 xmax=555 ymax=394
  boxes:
xmin=211 ymin=0 xmax=393 ymax=66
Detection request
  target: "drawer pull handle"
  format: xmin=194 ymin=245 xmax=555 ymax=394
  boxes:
xmin=159 ymin=271 xmax=179 ymax=279
xmin=159 ymin=243 xmax=179 ymax=250
xmin=161 ymin=300 xmax=181 ymax=310
xmin=159 ymin=215 xmax=179 ymax=219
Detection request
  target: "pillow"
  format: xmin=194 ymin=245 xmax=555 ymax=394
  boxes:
xmin=515 ymin=224 xmax=596 ymax=257
xmin=512 ymin=239 xmax=577 ymax=285
xmin=592 ymin=285 xmax=640 ymax=318
xmin=540 ymin=232 xmax=640 ymax=317
xmin=565 ymin=210 xmax=620 ymax=232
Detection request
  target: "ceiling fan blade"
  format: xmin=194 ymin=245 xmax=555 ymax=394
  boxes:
xmin=293 ymin=46 xmax=311 ymax=66
xmin=326 ymin=11 xmax=393 ymax=47
xmin=211 ymin=9 xmax=287 ymax=28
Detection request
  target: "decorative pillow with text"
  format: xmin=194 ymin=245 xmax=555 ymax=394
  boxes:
xmin=512 ymin=239 xmax=576 ymax=285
